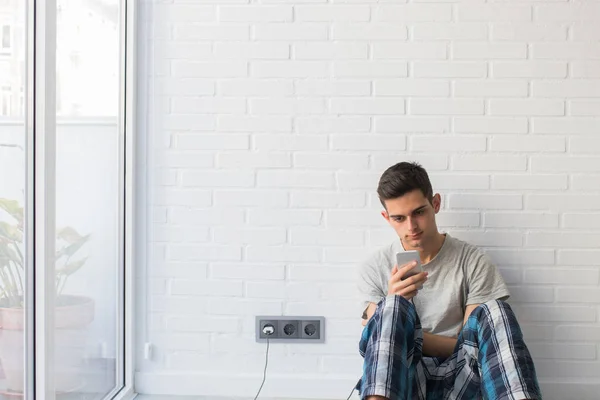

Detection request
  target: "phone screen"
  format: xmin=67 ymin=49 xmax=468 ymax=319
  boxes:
xmin=396 ymin=251 xmax=423 ymax=280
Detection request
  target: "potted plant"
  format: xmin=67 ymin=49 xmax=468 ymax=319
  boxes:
xmin=0 ymin=197 xmax=95 ymax=394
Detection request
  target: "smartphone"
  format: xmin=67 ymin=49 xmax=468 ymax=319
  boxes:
xmin=395 ymin=250 xmax=424 ymax=280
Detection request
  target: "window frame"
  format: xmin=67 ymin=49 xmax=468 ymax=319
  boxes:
xmin=22 ymin=0 xmax=136 ymax=399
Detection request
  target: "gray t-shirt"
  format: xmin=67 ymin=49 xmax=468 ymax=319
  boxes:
xmin=357 ymin=234 xmax=510 ymax=337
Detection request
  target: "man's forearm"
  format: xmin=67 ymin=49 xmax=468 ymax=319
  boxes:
xmin=422 ymin=332 xmax=457 ymax=358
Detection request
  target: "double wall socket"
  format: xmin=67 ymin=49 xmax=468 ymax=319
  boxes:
xmin=256 ymin=316 xmax=325 ymax=343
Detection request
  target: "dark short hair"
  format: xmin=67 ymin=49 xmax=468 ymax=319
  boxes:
xmin=377 ymin=162 xmax=433 ymax=207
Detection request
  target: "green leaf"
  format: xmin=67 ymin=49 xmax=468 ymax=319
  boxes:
xmin=0 ymin=221 xmax=22 ymax=242
xmin=56 ymin=234 xmax=89 ymax=259
xmin=0 ymin=241 xmax=22 ymax=266
xmin=0 ymin=198 xmax=93 ymax=307
xmin=0 ymin=198 xmax=23 ymax=225
xmin=57 ymin=226 xmax=84 ymax=243
xmin=56 ymin=257 xmax=88 ymax=276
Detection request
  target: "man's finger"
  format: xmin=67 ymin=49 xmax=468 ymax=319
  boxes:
xmin=406 ymin=272 xmax=427 ymax=285
xmin=398 ymin=260 xmax=418 ymax=275
xmin=391 ymin=274 xmax=427 ymax=294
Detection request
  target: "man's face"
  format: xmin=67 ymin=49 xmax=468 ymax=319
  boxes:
xmin=381 ymin=189 xmax=441 ymax=250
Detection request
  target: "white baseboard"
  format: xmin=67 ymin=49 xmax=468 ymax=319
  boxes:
xmin=135 ymin=373 xmax=600 ymax=400
xmin=135 ymin=373 xmax=359 ymax=399
xmin=538 ymin=381 xmax=600 ymax=400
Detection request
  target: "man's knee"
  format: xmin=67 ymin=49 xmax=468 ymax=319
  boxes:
xmin=360 ymin=295 xmax=421 ymax=357
xmin=468 ymin=299 xmax=522 ymax=335
xmin=469 ymin=298 xmax=511 ymax=316
xmin=368 ymin=295 xmax=419 ymax=332
xmin=375 ymin=295 xmax=416 ymax=318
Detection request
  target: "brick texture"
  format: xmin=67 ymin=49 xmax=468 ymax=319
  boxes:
xmin=139 ymin=0 xmax=600 ymax=398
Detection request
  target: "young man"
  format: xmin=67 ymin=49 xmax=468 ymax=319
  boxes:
xmin=357 ymin=162 xmax=541 ymax=400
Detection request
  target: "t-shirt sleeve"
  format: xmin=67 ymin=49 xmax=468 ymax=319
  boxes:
xmin=356 ymin=255 xmax=387 ymax=312
xmin=465 ymin=247 xmax=510 ymax=305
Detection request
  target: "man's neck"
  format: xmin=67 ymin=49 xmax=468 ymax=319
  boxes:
xmin=405 ymin=232 xmax=446 ymax=264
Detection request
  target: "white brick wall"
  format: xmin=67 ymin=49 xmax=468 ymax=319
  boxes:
xmin=138 ymin=0 xmax=600 ymax=398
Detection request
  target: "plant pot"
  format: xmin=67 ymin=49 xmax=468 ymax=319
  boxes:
xmin=0 ymin=295 xmax=95 ymax=393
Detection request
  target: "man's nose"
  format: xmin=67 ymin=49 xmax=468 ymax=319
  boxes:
xmin=407 ymin=217 xmax=417 ymax=231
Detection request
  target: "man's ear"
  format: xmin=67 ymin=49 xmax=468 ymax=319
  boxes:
xmin=381 ymin=209 xmax=390 ymax=222
xmin=432 ymin=193 xmax=441 ymax=213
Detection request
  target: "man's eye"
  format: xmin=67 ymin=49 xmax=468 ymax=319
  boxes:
xmin=394 ymin=217 xmax=405 ymax=222
xmin=415 ymin=209 xmax=425 ymax=215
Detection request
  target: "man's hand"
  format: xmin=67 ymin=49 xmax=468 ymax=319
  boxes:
xmin=360 ymin=263 xmax=428 ymax=327
xmin=387 ymin=262 xmax=428 ymax=300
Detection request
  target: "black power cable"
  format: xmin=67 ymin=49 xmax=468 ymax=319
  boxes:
xmin=253 ymin=336 xmax=270 ymax=400
xmin=346 ymin=385 xmax=356 ymax=400
xmin=253 ymin=328 xmax=359 ymax=400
